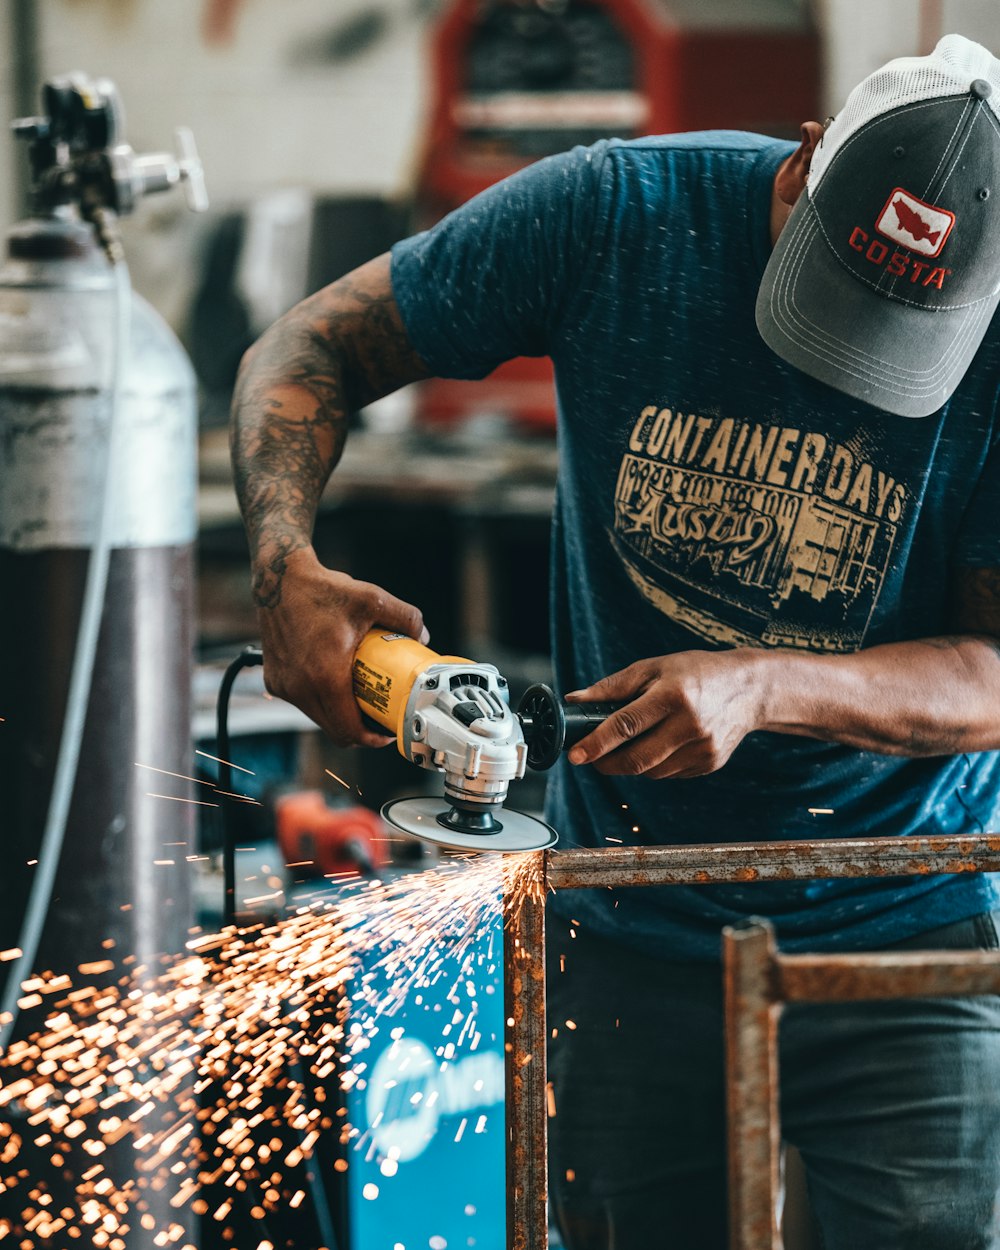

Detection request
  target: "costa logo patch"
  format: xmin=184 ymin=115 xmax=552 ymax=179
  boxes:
xmin=875 ymin=188 xmax=955 ymax=258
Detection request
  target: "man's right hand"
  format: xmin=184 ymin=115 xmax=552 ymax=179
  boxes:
xmin=254 ymin=547 xmax=428 ymax=749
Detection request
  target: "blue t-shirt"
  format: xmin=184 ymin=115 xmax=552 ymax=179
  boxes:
xmin=391 ymin=131 xmax=1000 ymax=960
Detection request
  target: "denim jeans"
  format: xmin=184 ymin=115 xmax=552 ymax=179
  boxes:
xmin=546 ymin=911 xmax=1000 ymax=1250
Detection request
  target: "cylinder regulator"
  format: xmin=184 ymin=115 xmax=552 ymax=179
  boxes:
xmin=0 ymin=74 xmax=207 ymax=1001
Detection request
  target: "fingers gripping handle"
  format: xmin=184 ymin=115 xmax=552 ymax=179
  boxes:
xmin=516 ymin=683 xmax=620 ymax=771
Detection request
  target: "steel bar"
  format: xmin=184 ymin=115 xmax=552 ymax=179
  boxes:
xmin=723 ymin=922 xmax=781 ymax=1250
xmin=546 ymin=833 xmax=1000 ymax=889
xmin=512 ymin=836 xmax=1000 ymax=1250
xmin=505 ymin=854 xmax=549 ymax=1250
xmin=722 ymin=922 xmax=1000 ymax=1250
xmin=778 ymin=950 xmax=1000 ymax=1003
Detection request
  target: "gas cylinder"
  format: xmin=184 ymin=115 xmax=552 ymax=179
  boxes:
xmin=0 ymin=74 xmax=207 ymax=1249
xmin=0 ymin=212 xmax=197 ymax=984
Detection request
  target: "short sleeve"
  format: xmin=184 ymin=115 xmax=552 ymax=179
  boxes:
xmin=390 ymin=143 xmax=607 ymax=380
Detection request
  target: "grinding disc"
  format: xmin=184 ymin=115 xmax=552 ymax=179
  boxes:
xmin=382 ymin=796 xmax=558 ymax=853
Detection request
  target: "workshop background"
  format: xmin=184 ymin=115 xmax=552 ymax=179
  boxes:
xmin=2 ymin=2 xmax=1000 ymax=1250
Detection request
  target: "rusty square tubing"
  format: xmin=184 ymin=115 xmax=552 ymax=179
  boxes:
xmin=544 ymin=832 xmax=1000 ymax=889
xmin=778 ymin=948 xmax=1000 ymax=1003
xmin=723 ymin=919 xmax=1000 ymax=1250
xmin=724 ymin=922 xmax=781 ymax=1250
xmin=504 ymin=832 xmax=1000 ymax=1250
xmin=504 ymin=857 xmax=548 ymax=1250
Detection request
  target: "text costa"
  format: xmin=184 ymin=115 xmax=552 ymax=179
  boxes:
xmin=848 ymin=227 xmax=951 ymax=288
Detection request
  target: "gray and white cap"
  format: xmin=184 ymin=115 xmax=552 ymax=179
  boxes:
xmin=756 ymin=34 xmax=1000 ymax=417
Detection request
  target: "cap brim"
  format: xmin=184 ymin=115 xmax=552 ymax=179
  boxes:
xmin=756 ymin=192 xmax=998 ymax=418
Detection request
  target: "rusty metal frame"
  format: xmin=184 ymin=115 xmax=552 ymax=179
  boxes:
xmin=723 ymin=920 xmax=1000 ymax=1250
xmin=503 ymin=832 xmax=1000 ymax=1250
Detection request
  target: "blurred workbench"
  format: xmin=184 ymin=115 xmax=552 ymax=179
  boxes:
xmin=197 ymin=418 xmax=558 ymax=675
xmin=199 ymin=421 xmax=557 ymax=519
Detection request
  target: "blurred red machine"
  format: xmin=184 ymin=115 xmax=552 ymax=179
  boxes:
xmin=275 ymin=790 xmax=390 ymax=879
xmin=415 ymin=0 xmax=820 ymax=430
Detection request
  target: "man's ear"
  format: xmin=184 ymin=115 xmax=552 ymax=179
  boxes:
xmin=775 ymin=121 xmax=826 ymax=208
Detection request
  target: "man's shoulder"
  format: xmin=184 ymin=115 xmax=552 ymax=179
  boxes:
xmin=587 ymin=131 xmax=795 ymax=207
xmin=601 ymin=129 xmax=793 ymax=166
xmin=542 ymin=131 xmax=793 ymax=185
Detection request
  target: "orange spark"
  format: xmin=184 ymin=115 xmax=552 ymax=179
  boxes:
xmin=146 ymin=793 xmax=220 ymax=809
xmin=0 ymin=852 xmax=540 ymax=1243
xmin=195 ymin=749 xmax=255 ymax=776
xmin=134 ymin=763 xmax=212 ymax=787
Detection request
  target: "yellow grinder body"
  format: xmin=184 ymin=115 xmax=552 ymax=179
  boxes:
xmin=352 ymin=630 xmax=469 ymax=749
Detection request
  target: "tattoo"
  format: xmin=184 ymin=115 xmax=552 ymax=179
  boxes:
xmin=229 ymin=254 xmax=429 ymax=607
xmin=949 ymin=567 xmax=1000 ymax=655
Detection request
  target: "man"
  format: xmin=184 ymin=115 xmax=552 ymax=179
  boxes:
xmin=231 ymin=34 xmax=1000 ymax=1249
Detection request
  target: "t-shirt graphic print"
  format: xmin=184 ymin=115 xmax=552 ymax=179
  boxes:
xmin=613 ymin=405 xmax=911 ymax=653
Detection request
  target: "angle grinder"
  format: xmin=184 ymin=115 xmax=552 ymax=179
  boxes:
xmin=353 ymin=630 xmax=617 ymax=853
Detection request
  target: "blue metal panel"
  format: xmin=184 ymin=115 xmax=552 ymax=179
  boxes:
xmin=345 ymin=908 xmax=506 ymax=1250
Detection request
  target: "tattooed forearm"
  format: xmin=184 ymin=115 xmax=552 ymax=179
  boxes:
xmin=231 ymin=358 xmax=347 ymax=607
xmin=229 ymin=253 xmax=429 ymax=608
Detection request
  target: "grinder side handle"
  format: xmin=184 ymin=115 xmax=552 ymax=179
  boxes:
xmin=516 ymin=683 xmax=621 ymax=771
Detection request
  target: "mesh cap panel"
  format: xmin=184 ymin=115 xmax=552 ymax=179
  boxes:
xmin=810 ymin=34 xmax=1000 ymax=193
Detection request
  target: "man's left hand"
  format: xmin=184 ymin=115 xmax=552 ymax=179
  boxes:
xmin=565 ymin=650 xmax=765 ymax=779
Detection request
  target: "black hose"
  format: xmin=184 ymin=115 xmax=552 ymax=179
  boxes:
xmin=215 ymin=646 xmax=264 ymax=925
